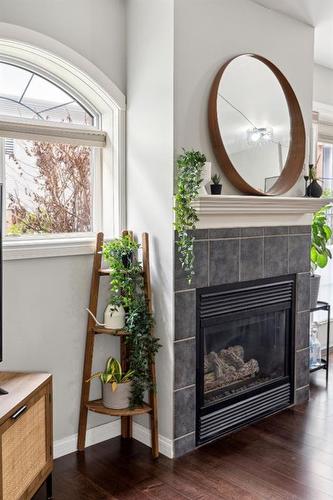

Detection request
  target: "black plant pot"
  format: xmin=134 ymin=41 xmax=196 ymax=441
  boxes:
xmin=210 ymin=184 xmax=222 ymax=195
xmin=122 ymin=252 xmax=133 ymax=268
xmin=306 ymin=179 xmax=323 ymax=198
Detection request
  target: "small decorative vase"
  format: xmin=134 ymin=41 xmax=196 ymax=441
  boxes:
xmin=103 ymin=381 xmax=132 ymax=409
xmin=104 ymin=304 xmax=126 ymax=329
xmin=211 ymin=184 xmax=222 ymax=195
xmin=306 ymin=180 xmax=322 ymax=198
xmin=310 ymin=274 xmax=321 ymax=310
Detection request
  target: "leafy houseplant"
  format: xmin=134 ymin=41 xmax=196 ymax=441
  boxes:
xmin=89 ymin=357 xmax=135 ymax=409
xmin=210 ymin=173 xmax=222 ymax=195
xmin=174 ymin=149 xmax=207 ymax=284
xmin=102 ymin=235 xmax=160 ymax=407
xmin=102 ymin=235 xmax=141 ymax=310
xmin=310 ymin=205 xmax=332 ymax=308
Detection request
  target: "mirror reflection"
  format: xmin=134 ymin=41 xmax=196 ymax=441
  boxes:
xmin=217 ymin=55 xmax=291 ymax=192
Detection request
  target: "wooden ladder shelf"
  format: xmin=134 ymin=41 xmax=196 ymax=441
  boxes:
xmin=77 ymin=231 xmax=159 ymax=458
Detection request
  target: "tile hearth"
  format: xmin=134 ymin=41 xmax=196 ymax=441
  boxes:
xmin=174 ymin=225 xmax=311 ymax=457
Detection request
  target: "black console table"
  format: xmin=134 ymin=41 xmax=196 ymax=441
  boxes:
xmin=310 ymin=301 xmax=331 ymax=384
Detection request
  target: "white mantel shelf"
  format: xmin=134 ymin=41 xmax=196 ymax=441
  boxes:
xmin=192 ymin=195 xmax=332 ymax=229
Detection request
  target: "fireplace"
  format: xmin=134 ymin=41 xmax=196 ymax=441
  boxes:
xmin=196 ymin=275 xmax=295 ymax=445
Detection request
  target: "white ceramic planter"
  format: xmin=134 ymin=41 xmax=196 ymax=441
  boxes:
xmin=102 ymin=381 xmax=132 ymax=409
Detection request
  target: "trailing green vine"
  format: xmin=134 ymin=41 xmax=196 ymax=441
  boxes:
xmin=174 ymin=149 xmax=206 ymax=283
xmin=102 ymin=235 xmax=160 ymax=407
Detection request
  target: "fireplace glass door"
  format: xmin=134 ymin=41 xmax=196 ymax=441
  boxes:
xmin=202 ymin=308 xmax=289 ymax=406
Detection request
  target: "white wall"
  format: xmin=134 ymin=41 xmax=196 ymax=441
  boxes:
xmin=0 ymin=0 xmax=126 ymax=93
xmin=126 ymin=0 xmax=174 ymax=441
xmin=174 ymin=0 xmax=314 ymax=194
xmin=0 ymin=0 xmax=126 ymax=444
xmin=313 ymin=63 xmax=333 ymax=108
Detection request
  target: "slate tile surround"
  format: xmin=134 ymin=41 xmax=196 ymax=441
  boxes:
xmin=174 ymin=225 xmax=311 ymax=458
xmin=175 ymin=226 xmax=311 ymax=292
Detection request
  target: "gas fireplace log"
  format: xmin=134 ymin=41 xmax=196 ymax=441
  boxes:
xmin=204 ymin=345 xmax=259 ymax=391
xmin=219 ymin=346 xmax=245 ymax=370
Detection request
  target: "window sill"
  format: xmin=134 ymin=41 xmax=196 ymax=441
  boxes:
xmin=3 ymin=236 xmax=96 ymax=261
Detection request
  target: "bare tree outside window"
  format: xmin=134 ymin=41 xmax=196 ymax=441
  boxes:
xmin=6 ymin=139 xmax=92 ymax=236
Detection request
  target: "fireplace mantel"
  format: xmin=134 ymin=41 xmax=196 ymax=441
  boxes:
xmin=192 ymin=195 xmax=332 ymax=229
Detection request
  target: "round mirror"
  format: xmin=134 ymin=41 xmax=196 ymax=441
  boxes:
xmin=208 ymin=54 xmax=305 ymax=196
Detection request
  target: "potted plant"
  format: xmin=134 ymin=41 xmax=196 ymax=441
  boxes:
xmin=310 ymin=205 xmax=332 ymax=308
xmin=88 ymin=357 xmax=135 ymax=409
xmin=210 ymin=174 xmax=222 ymax=195
xmin=174 ymin=149 xmax=207 ymax=283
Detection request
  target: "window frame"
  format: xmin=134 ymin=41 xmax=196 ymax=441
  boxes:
xmin=0 ymin=42 xmax=126 ymax=261
xmin=1 ymin=135 xmax=102 ymax=256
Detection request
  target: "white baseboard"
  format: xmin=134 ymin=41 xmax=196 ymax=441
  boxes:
xmin=132 ymin=422 xmax=173 ymax=458
xmin=54 ymin=419 xmax=173 ymax=459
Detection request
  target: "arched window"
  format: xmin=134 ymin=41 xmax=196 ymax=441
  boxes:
xmin=0 ymin=42 xmax=125 ymax=260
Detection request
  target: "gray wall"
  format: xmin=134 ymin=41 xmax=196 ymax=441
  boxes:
xmin=313 ymin=63 xmax=333 ymax=108
xmin=0 ymin=0 xmax=126 ymax=93
xmin=2 ymin=255 xmax=122 ymax=440
xmin=126 ymin=0 xmax=175 ymax=440
xmin=174 ymin=0 xmax=314 ymax=194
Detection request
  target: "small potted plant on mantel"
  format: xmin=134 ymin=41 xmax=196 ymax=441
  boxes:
xmin=88 ymin=357 xmax=135 ymax=409
xmin=310 ymin=205 xmax=332 ymax=309
xmin=210 ymin=174 xmax=222 ymax=195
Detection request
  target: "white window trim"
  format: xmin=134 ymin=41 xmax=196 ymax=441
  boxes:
xmin=0 ymin=37 xmax=126 ymax=261
xmin=0 ymin=116 xmax=107 ymax=147
xmin=3 ymin=235 xmax=96 ymax=260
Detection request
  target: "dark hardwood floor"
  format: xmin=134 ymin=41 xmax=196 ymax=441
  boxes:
xmin=34 ymin=366 xmax=333 ymax=499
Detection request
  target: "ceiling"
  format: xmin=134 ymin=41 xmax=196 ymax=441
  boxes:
xmin=251 ymin=0 xmax=333 ymax=70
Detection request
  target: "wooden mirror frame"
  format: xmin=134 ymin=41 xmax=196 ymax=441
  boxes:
xmin=208 ymin=54 xmax=306 ymax=196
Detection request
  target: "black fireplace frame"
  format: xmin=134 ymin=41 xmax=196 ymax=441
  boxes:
xmin=196 ymin=274 xmax=296 ymax=446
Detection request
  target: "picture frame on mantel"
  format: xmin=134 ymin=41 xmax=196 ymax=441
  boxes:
xmin=199 ymin=162 xmax=212 ymax=195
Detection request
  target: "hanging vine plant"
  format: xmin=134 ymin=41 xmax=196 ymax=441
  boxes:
xmin=102 ymin=235 xmax=160 ymax=407
xmin=174 ymin=149 xmax=207 ymax=283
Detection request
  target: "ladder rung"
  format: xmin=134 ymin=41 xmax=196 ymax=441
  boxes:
xmin=98 ymin=268 xmax=111 ymax=275
xmin=86 ymin=399 xmax=152 ymax=417
xmin=93 ymin=326 xmax=129 ymax=336
xmin=98 ymin=268 xmax=144 ymax=276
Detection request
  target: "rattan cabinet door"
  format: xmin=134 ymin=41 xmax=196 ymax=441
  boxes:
xmin=0 ymin=390 xmax=48 ymax=500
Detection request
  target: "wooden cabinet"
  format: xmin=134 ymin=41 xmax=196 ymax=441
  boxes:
xmin=0 ymin=372 xmax=53 ymax=500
